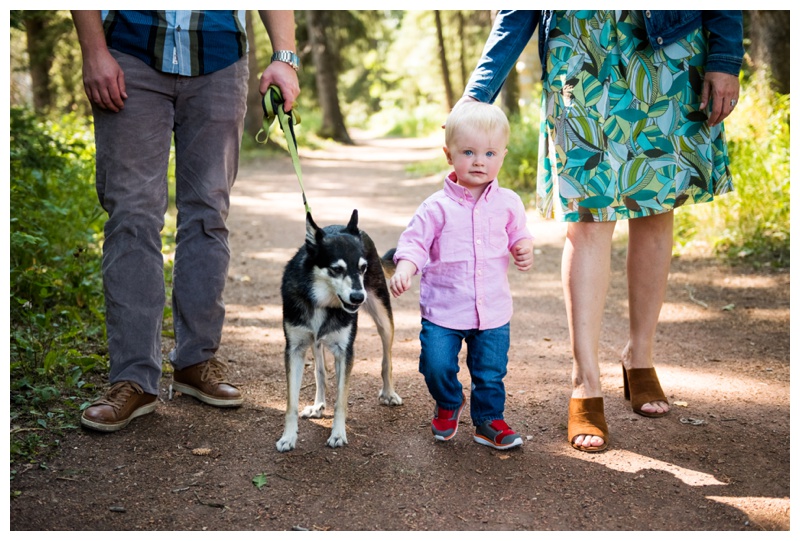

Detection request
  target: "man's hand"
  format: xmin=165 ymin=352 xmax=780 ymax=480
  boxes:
xmin=259 ymin=10 xmax=300 ymax=112
xmin=511 ymin=238 xmax=534 ymax=272
xmin=259 ymin=61 xmax=299 ymax=112
xmin=81 ymin=49 xmax=127 ymax=112
xmin=72 ymin=10 xmax=127 ymax=112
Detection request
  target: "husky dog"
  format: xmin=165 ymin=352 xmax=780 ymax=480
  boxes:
xmin=276 ymin=210 xmax=403 ymax=452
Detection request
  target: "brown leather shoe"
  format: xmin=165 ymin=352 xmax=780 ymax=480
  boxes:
xmin=81 ymin=381 xmax=158 ymax=432
xmin=171 ymin=357 xmax=242 ymax=407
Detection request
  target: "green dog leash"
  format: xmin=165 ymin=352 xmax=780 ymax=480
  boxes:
xmin=256 ymin=85 xmax=311 ymax=214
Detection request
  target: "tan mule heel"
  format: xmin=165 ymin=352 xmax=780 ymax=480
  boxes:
xmin=568 ymin=397 xmax=609 ymax=452
xmin=622 ymin=366 xmax=669 ymax=418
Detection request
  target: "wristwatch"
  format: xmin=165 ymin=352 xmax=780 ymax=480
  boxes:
xmin=271 ymin=50 xmax=300 ymax=71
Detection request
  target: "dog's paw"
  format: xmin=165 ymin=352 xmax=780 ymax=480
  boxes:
xmin=326 ymin=432 xmax=348 ymax=448
xmin=276 ymin=433 xmax=298 ymax=453
xmin=300 ymin=403 xmax=325 ymax=419
xmin=379 ymin=389 xmax=403 ymax=407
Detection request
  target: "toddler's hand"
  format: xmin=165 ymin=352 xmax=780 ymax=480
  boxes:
xmin=390 ymin=259 xmax=417 ymax=297
xmin=512 ymin=239 xmax=534 ymax=271
xmin=389 ymin=272 xmax=411 ymax=298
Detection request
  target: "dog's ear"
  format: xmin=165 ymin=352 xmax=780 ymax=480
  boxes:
xmin=346 ymin=209 xmax=359 ymax=236
xmin=305 ymin=212 xmax=323 ymax=251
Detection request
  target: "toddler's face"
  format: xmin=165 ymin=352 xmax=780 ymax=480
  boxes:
xmin=444 ymin=127 xmax=508 ymax=193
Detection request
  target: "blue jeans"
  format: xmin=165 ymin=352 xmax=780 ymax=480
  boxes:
xmin=93 ymin=51 xmax=249 ymax=394
xmin=419 ymin=319 xmax=510 ymax=426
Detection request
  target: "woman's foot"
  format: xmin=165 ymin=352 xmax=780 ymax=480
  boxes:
xmin=621 ymin=342 xmax=670 ymax=416
xmin=568 ymin=397 xmax=609 ymax=452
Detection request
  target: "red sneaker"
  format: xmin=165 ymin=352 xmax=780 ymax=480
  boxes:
xmin=473 ymin=419 xmax=523 ymax=450
xmin=431 ymin=395 xmax=465 ymax=441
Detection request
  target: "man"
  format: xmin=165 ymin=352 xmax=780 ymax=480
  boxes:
xmin=72 ymin=10 xmax=300 ymax=432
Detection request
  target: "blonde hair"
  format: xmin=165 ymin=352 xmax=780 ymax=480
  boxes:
xmin=445 ymin=101 xmax=510 ymax=148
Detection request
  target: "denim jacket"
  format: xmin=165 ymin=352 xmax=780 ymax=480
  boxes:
xmin=464 ymin=10 xmax=744 ymax=104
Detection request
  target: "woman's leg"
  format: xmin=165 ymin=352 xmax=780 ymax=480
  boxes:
xmin=622 ymin=211 xmax=673 ymax=415
xmin=562 ymin=221 xmax=616 ymax=449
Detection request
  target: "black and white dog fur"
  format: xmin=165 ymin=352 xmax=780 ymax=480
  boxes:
xmin=277 ymin=210 xmax=403 ymax=452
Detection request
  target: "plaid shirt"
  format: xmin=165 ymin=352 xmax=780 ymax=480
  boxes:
xmin=102 ymin=10 xmax=247 ymax=76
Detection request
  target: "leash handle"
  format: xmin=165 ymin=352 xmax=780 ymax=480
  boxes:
xmin=256 ymin=85 xmax=311 ymax=214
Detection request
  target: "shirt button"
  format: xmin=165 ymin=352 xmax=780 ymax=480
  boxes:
xmin=645 ymin=10 xmax=651 ymax=18
xmin=477 ymin=269 xmax=482 ymax=276
xmin=476 ymin=239 xmax=482 ymax=245
xmin=657 ymin=36 xmax=663 ymax=45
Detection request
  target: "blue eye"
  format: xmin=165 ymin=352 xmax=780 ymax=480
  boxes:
xmin=464 ymin=150 xmax=473 ymax=156
xmin=486 ymin=151 xmax=495 ymax=158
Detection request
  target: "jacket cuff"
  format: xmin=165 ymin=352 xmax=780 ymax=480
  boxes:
xmin=706 ymin=54 xmax=743 ymax=76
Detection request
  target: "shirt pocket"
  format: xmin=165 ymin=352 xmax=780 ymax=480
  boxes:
xmin=487 ymin=216 xmax=510 ymax=252
xmin=437 ymin=226 xmax=473 ymax=263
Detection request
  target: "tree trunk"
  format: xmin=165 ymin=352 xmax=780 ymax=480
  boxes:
xmin=244 ymin=11 xmax=266 ymax=139
xmin=434 ymin=10 xmax=454 ymax=110
xmin=306 ymin=10 xmax=353 ymax=144
xmin=24 ymin=13 xmax=55 ymax=113
xmin=748 ymin=10 xmax=790 ymax=94
xmin=500 ymin=63 xmax=520 ymax=116
xmin=457 ymin=11 xmax=467 ymax=92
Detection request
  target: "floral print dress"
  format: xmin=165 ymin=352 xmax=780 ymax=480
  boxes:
xmin=537 ymin=10 xmax=734 ymax=222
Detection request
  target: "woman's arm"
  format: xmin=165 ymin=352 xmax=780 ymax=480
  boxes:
xmin=463 ymin=10 xmax=541 ymax=103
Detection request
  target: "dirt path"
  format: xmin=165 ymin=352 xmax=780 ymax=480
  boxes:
xmin=10 ymin=135 xmax=790 ymax=531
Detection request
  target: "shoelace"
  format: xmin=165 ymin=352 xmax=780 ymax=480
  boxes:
xmin=199 ymin=358 xmax=231 ymax=385
xmin=95 ymin=381 xmax=144 ymax=411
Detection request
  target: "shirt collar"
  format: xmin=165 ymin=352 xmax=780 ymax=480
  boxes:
xmin=443 ymin=171 xmax=499 ymax=204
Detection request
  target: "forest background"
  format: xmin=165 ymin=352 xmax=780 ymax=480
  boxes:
xmin=6 ymin=10 xmax=790 ymax=475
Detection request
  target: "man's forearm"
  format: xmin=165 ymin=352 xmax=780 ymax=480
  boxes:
xmin=71 ymin=10 xmax=108 ymax=57
xmin=258 ymin=10 xmax=296 ymax=52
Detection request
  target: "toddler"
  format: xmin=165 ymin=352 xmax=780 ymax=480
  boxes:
xmin=390 ymin=101 xmax=533 ymax=450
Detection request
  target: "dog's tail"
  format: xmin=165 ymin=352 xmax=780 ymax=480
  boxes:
xmin=380 ymin=248 xmax=397 ymax=279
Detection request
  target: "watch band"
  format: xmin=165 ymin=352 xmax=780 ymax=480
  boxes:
xmin=271 ymin=50 xmax=300 ymax=71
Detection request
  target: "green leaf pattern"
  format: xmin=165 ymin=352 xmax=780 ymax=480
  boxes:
xmin=537 ymin=10 xmax=733 ymax=222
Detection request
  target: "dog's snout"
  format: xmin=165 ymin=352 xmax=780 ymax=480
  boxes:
xmin=349 ymin=291 xmax=365 ymax=305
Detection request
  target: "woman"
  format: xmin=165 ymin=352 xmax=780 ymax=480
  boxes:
xmin=461 ymin=10 xmax=744 ymax=451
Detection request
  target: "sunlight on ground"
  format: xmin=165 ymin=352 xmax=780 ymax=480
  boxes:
xmin=225 ymin=326 xmax=283 ymax=345
xmin=227 ymin=304 xmax=282 ymax=324
xmin=565 ymin=448 xmax=727 ymax=487
xmin=246 ymin=248 xmax=299 ymax=263
xmin=659 ymin=303 xmax=788 ymax=324
xmin=705 ymin=496 xmax=790 ymax=530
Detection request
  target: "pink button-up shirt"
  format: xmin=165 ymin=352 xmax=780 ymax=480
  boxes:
xmin=394 ymin=172 xmax=533 ymax=331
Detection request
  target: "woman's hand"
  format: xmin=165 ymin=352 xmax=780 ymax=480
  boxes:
xmin=701 ymin=71 xmax=740 ymax=126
